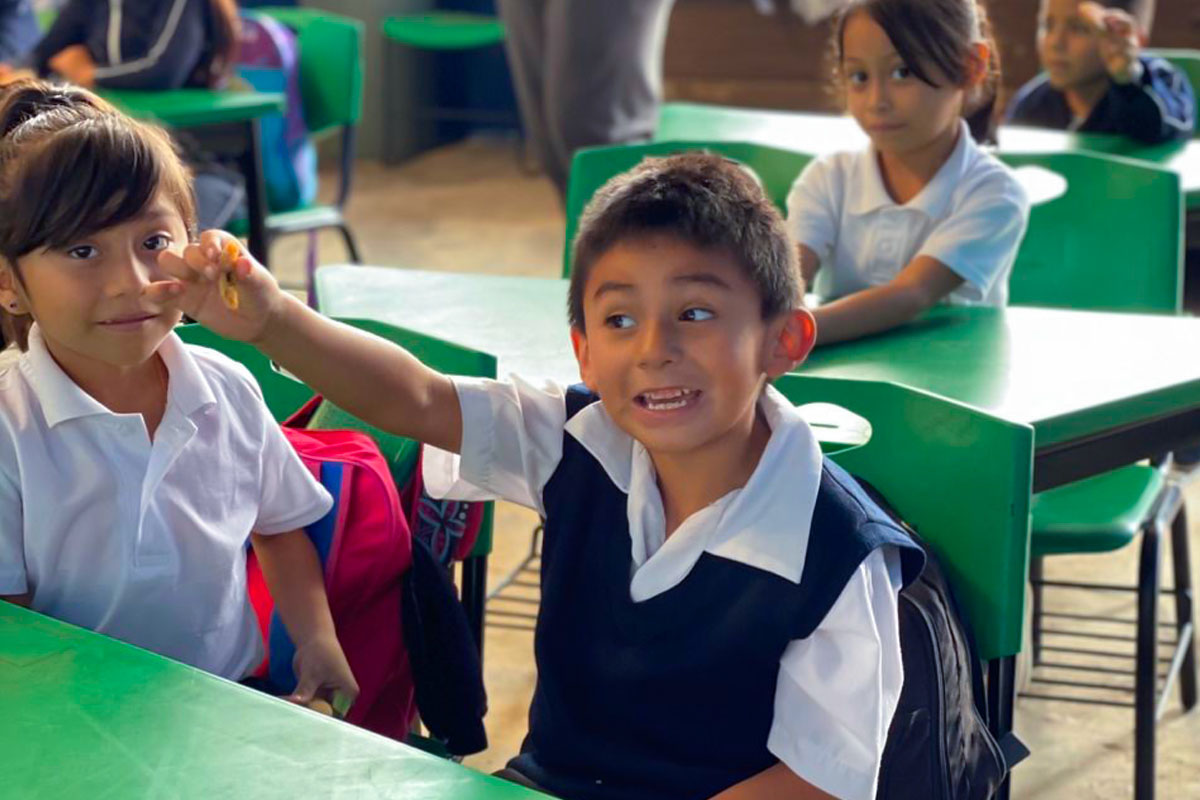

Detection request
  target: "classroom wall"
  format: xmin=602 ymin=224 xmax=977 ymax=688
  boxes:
xmin=661 ymin=0 xmax=1200 ymax=112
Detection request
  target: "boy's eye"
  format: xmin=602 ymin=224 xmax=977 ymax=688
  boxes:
xmin=605 ymin=313 xmax=635 ymax=330
xmin=143 ymin=234 xmax=172 ymax=251
xmin=66 ymin=245 xmax=98 ymax=260
xmin=890 ymin=65 xmax=911 ymax=80
xmin=680 ymin=307 xmax=714 ymax=322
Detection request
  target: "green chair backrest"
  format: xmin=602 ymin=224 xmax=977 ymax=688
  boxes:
xmin=1148 ymin=48 xmax=1200 ymax=138
xmin=563 ymin=140 xmax=813 ymax=277
xmin=260 ymin=7 xmax=365 ymax=137
xmin=999 ymin=151 xmax=1183 ymax=314
xmin=775 ymin=373 xmax=1034 ymax=662
xmin=176 ymin=319 xmax=496 ymax=557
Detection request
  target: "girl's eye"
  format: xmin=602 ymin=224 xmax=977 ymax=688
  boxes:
xmin=890 ymin=65 xmax=912 ymax=80
xmin=846 ymin=70 xmax=868 ymax=87
xmin=680 ymin=307 xmax=714 ymax=322
xmin=605 ymin=313 xmax=635 ymax=330
xmin=66 ymin=245 xmax=98 ymax=260
xmin=143 ymin=234 xmax=172 ymax=251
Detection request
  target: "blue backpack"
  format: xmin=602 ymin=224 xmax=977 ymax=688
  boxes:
xmin=235 ymin=11 xmax=317 ymax=213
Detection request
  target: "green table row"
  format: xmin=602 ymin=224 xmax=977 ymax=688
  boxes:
xmin=315 ymin=266 xmax=1200 ymax=493
xmin=0 ymin=603 xmax=545 ymax=798
xmin=102 ymin=88 xmax=286 ymax=266
xmin=656 ymin=102 xmax=1200 ymax=212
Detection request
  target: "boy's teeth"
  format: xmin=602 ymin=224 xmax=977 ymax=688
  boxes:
xmin=643 ymin=388 xmax=690 ymax=401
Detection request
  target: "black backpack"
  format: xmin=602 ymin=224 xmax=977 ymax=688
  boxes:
xmin=859 ymin=480 xmax=1029 ymax=800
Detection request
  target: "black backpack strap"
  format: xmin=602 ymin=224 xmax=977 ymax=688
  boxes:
xmin=997 ymin=732 xmax=1030 ymax=769
xmin=564 ymin=383 xmax=599 ymax=421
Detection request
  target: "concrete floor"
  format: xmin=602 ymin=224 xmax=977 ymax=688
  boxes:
xmin=276 ymin=136 xmax=1200 ymax=799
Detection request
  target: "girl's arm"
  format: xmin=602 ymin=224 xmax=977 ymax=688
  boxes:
xmin=710 ymin=763 xmax=835 ymax=800
xmin=250 ymin=530 xmax=358 ymax=706
xmin=812 ymin=255 xmax=964 ymax=345
xmin=155 ymin=233 xmax=464 ymax=453
xmin=798 ymin=244 xmax=821 ymax=288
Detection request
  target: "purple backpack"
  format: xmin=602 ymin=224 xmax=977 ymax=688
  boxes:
xmin=235 ymin=12 xmax=317 ymax=212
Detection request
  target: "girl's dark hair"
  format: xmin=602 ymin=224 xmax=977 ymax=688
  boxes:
xmin=834 ymin=0 xmax=1002 ymax=144
xmin=568 ymin=152 xmax=801 ymax=331
xmin=0 ymin=80 xmax=197 ymax=350
xmin=201 ymin=0 xmax=242 ymax=88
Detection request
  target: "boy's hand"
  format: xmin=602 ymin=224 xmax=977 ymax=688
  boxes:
xmin=1079 ymin=2 xmax=1142 ymax=85
xmin=286 ymin=632 xmax=359 ymax=716
xmin=151 ymin=230 xmax=288 ymax=343
xmin=47 ymin=45 xmax=96 ymax=87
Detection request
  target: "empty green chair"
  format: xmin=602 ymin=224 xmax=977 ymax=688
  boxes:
xmin=1000 ymin=151 xmax=1193 ymax=799
xmin=1000 ymin=151 xmax=1183 ymax=313
xmin=774 ymin=373 xmax=1034 ymax=769
xmin=251 ymin=9 xmax=366 ymax=296
xmin=564 ymin=140 xmax=812 ymax=277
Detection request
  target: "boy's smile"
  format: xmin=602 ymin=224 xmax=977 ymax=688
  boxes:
xmin=571 ymin=235 xmax=813 ymax=469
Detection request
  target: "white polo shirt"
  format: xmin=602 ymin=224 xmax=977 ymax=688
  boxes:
xmin=787 ymin=120 xmax=1030 ymax=306
xmin=425 ymin=376 xmax=904 ymax=800
xmin=0 ymin=326 xmax=332 ymax=680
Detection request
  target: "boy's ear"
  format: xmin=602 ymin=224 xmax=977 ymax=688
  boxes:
xmin=570 ymin=326 xmax=599 ymax=393
xmin=965 ymin=41 xmax=991 ymax=90
xmin=766 ymin=308 xmax=817 ymax=379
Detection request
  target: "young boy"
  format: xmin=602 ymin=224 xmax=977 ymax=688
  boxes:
xmin=157 ymin=154 xmax=923 ymax=800
xmin=1006 ymin=0 xmax=1194 ymax=144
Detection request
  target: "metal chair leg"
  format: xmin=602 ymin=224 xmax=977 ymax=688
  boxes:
xmin=338 ymin=224 xmax=363 ymax=263
xmin=1135 ymin=522 xmax=1162 ymax=800
xmin=1170 ymin=503 xmax=1197 ymax=711
xmin=1030 ymin=556 xmax=1045 ymax=665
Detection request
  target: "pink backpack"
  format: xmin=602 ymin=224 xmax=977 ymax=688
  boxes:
xmin=246 ymin=409 xmax=416 ymax=740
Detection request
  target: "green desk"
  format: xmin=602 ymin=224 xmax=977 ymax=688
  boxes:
xmin=315 ymin=266 xmax=1200 ymax=493
xmin=0 ymin=603 xmax=543 ymax=798
xmin=656 ymin=102 xmax=1200 ymax=212
xmin=103 ymin=88 xmax=286 ymax=266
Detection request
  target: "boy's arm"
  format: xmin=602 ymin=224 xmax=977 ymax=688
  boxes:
xmin=710 ymin=763 xmax=835 ymax=800
xmin=250 ymin=530 xmax=358 ymax=706
xmin=154 ymin=233 xmax=464 ymax=453
xmin=812 ymin=255 xmax=963 ymax=345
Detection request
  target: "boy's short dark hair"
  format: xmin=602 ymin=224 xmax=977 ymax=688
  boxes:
xmin=1074 ymin=0 xmax=1155 ymax=30
xmin=567 ymin=152 xmax=802 ymax=331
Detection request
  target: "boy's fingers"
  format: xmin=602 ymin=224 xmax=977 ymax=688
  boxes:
xmin=141 ymin=280 xmax=185 ymax=306
xmin=158 ymin=250 xmax=205 ymax=282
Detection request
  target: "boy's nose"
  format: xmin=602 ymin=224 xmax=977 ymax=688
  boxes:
xmin=637 ymin=319 xmax=679 ymax=368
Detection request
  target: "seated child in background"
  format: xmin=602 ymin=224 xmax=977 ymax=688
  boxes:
xmin=1006 ymin=0 xmax=1194 ymax=143
xmin=0 ymin=0 xmax=38 ymax=67
xmin=0 ymin=80 xmax=357 ymax=709
xmin=154 ymin=153 xmax=925 ymax=800
xmin=30 ymin=0 xmax=240 ymax=90
xmin=787 ymin=0 xmax=1030 ymax=346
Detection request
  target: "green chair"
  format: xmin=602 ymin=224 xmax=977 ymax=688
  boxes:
xmin=774 ymin=373 xmax=1034 ymax=776
xmin=999 ymin=151 xmax=1183 ymax=314
xmin=175 ymin=319 xmax=497 ymax=655
xmin=381 ymin=13 xmax=513 ymax=133
xmin=1000 ymin=152 xmax=1193 ymax=799
xmin=1148 ymin=49 xmax=1200 ymax=139
xmin=563 ymin=140 xmax=813 ymax=277
xmin=251 ymin=9 xmax=366 ymax=298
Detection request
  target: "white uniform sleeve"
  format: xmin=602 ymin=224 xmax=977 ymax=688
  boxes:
xmin=422 ymin=376 xmax=567 ymax=516
xmin=0 ymin=459 xmax=25 ymax=595
xmin=242 ymin=377 xmax=333 ymax=535
xmin=786 ymin=155 xmax=844 ymax=264
xmin=767 ymin=547 xmax=905 ymax=800
xmin=918 ymin=166 xmax=1030 ymax=303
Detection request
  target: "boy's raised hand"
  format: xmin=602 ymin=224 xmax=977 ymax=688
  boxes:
xmin=150 ymin=230 xmax=287 ymax=343
xmin=1079 ymin=1 xmax=1142 ymax=85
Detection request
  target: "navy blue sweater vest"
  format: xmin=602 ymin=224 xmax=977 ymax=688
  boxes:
xmin=509 ymin=387 xmax=923 ymax=799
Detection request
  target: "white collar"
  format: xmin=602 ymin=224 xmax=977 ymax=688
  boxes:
xmin=563 ymin=384 xmax=824 ymax=584
xmin=848 ymin=119 xmax=974 ymax=220
xmin=20 ymin=325 xmax=217 ymax=428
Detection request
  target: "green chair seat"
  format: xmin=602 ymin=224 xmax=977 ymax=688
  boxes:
xmin=382 ymin=13 xmax=505 ymax=51
xmin=307 ymin=400 xmax=421 ymax=492
xmin=1030 ymin=465 xmax=1164 ymax=557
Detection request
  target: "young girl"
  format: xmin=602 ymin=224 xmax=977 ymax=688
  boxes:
xmin=0 ymin=80 xmax=356 ymax=709
xmin=787 ymin=0 xmax=1030 ymax=345
xmin=31 ymin=0 xmax=240 ymax=90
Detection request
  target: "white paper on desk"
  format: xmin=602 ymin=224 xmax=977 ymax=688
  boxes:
xmin=789 ymin=0 xmax=852 ymax=24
